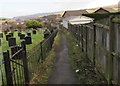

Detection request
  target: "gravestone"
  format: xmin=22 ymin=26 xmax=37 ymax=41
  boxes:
xmin=6 ymin=34 xmax=12 ymax=41
xmin=11 ymin=46 xmax=22 ymax=59
xmin=8 ymin=37 xmax=16 ymax=47
xmin=9 ymin=33 xmax=14 ymax=37
xmin=20 ymin=34 xmax=25 ymax=39
xmin=33 ymin=30 xmax=36 ymax=34
xmin=14 ymin=29 xmax=18 ymax=31
xmin=0 ymin=33 xmax=3 ymax=38
xmin=4 ymin=31 xmax=7 ymax=34
xmin=24 ymin=36 xmax=32 ymax=44
xmin=50 ymin=29 xmax=53 ymax=33
xmin=0 ymin=39 xmax=1 ymax=46
xmin=27 ymin=33 xmax=31 ymax=36
xmin=44 ymin=30 xmax=50 ymax=39
xmin=18 ymin=32 xmax=21 ymax=37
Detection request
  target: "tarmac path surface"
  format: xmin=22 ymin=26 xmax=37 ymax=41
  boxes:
xmin=47 ymin=32 xmax=79 ymax=84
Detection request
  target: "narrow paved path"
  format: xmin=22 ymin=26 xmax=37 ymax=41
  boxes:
xmin=47 ymin=32 xmax=79 ymax=84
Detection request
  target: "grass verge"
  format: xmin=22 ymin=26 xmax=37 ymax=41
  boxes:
xmin=64 ymin=29 xmax=106 ymax=84
xmin=29 ymin=30 xmax=61 ymax=84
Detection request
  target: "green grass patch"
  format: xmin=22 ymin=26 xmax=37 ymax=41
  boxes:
xmin=112 ymin=18 xmax=120 ymax=23
xmin=64 ymin=29 xmax=106 ymax=84
xmin=1 ymin=30 xmax=44 ymax=55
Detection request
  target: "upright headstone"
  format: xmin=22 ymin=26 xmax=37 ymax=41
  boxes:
xmin=27 ymin=33 xmax=31 ymax=36
xmin=20 ymin=34 xmax=25 ymax=39
xmin=0 ymin=33 xmax=3 ymax=38
xmin=9 ymin=33 xmax=14 ymax=37
xmin=14 ymin=29 xmax=18 ymax=31
xmin=4 ymin=31 xmax=7 ymax=35
xmin=6 ymin=34 xmax=12 ymax=41
xmin=8 ymin=37 xmax=16 ymax=47
xmin=18 ymin=32 xmax=21 ymax=37
xmin=50 ymin=29 xmax=53 ymax=33
xmin=24 ymin=36 xmax=32 ymax=44
xmin=33 ymin=30 xmax=36 ymax=34
xmin=0 ymin=39 xmax=1 ymax=46
xmin=44 ymin=30 xmax=50 ymax=39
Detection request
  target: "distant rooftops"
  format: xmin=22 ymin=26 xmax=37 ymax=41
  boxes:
xmin=87 ymin=7 xmax=118 ymax=13
xmin=62 ymin=4 xmax=119 ymax=18
xmin=62 ymin=10 xmax=88 ymax=18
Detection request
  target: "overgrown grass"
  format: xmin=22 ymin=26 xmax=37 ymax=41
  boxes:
xmin=64 ymin=29 xmax=106 ymax=84
xmin=29 ymin=30 xmax=61 ymax=84
xmin=112 ymin=18 xmax=120 ymax=23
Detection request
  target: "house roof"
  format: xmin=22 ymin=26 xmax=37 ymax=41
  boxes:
xmin=94 ymin=7 xmax=118 ymax=13
xmin=62 ymin=4 xmax=119 ymax=18
xmin=62 ymin=10 xmax=88 ymax=18
xmin=94 ymin=7 xmax=110 ymax=13
xmin=86 ymin=7 xmax=118 ymax=13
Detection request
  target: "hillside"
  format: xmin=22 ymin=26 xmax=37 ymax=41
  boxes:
xmin=13 ymin=11 xmax=64 ymax=20
xmin=37 ymin=12 xmax=64 ymax=18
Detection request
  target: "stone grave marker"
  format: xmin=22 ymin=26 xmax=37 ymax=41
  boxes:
xmin=9 ymin=33 xmax=14 ymax=37
xmin=24 ymin=36 xmax=32 ymax=44
xmin=8 ymin=37 xmax=16 ymax=47
xmin=0 ymin=33 xmax=3 ymax=38
xmin=33 ymin=30 xmax=36 ymax=34
xmin=6 ymin=34 xmax=12 ymax=41
xmin=20 ymin=34 xmax=25 ymax=39
xmin=27 ymin=33 xmax=31 ymax=36
xmin=18 ymin=32 xmax=21 ymax=37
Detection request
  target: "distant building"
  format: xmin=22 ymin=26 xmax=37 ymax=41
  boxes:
xmin=62 ymin=10 xmax=93 ymax=28
xmin=86 ymin=5 xmax=118 ymax=13
xmin=94 ymin=8 xmax=110 ymax=13
xmin=94 ymin=7 xmax=116 ymax=13
xmin=62 ymin=4 xmax=119 ymax=28
xmin=62 ymin=10 xmax=87 ymax=28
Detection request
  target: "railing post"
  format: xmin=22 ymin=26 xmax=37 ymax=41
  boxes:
xmin=3 ymin=50 xmax=13 ymax=85
xmin=40 ymin=41 xmax=44 ymax=63
xmin=81 ymin=25 xmax=84 ymax=52
xmin=93 ymin=23 xmax=96 ymax=67
xmin=108 ymin=15 xmax=115 ymax=84
xmin=21 ymin=41 xmax=29 ymax=85
xmin=50 ymin=35 xmax=53 ymax=49
xmin=118 ymin=53 xmax=120 ymax=85
xmin=85 ymin=26 xmax=88 ymax=58
xmin=78 ymin=25 xmax=80 ymax=47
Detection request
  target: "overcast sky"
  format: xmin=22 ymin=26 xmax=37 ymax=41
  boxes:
xmin=0 ymin=0 xmax=120 ymax=18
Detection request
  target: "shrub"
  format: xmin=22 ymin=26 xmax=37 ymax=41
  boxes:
xmin=26 ymin=20 xmax=44 ymax=29
xmin=82 ymin=12 xmax=120 ymax=20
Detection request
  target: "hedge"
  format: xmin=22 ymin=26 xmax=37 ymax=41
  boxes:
xmin=82 ymin=12 xmax=120 ymax=20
